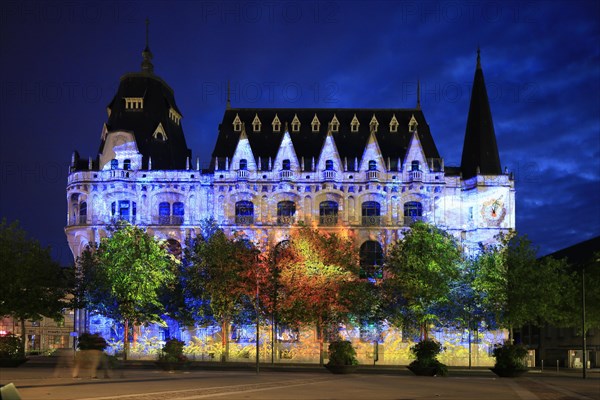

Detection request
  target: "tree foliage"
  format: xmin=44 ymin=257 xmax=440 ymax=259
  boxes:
xmin=384 ymin=222 xmax=462 ymax=339
xmin=473 ymin=232 xmax=570 ymax=339
xmin=77 ymin=222 xmax=178 ymax=359
xmin=184 ymin=222 xmax=260 ymax=360
xmin=0 ymin=219 xmax=70 ymax=356
xmin=276 ymin=226 xmax=359 ymax=364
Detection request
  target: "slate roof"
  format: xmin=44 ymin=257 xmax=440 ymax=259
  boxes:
xmin=460 ymin=51 xmax=502 ymax=179
xmin=210 ymin=108 xmax=440 ymax=171
xmin=97 ymin=71 xmax=191 ymax=170
xmin=543 ymin=236 xmax=600 ymax=269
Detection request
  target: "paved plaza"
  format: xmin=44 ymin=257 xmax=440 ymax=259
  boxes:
xmin=1 ymin=363 xmax=598 ymax=400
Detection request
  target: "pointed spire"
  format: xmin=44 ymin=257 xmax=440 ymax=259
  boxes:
xmin=141 ymin=18 xmax=154 ymax=74
xmin=460 ymin=48 xmax=502 ymax=179
xmin=226 ymin=80 xmax=231 ymax=110
xmin=416 ymin=79 xmax=421 ymax=109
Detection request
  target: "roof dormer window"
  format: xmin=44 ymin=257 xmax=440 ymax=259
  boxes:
xmin=124 ymin=97 xmax=144 ymax=110
xmin=233 ymin=113 xmax=242 ymax=132
xmin=272 ymin=114 xmax=281 ymax=132
xmin=252 ymin=114 xmax=261 ymax=132
xmin=351 ymin=114 xmax=360 ymax=132
xmin=169 ymin=108 xmax=181 ymax=125
xmin=311 ymin=114 xmax=320 ymax=132
xmin=370 ymin=114 xmax=379 ymax=132
xmin=390 ymin=114 xmax=399 ymax=133
xmin=153 ymin=122 xmax=168 ymax=141
xmin=291 ymin=114 xmax=300 ymax=132
xmin=408 ymin=114 xmax=418 ymax=133
xmin=330 ymin=114 xmax=340 ymax=132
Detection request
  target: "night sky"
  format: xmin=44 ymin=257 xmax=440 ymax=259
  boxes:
xmin=1 ymin=0 xmax=598 ymax=265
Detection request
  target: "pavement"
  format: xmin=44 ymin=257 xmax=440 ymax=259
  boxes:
xmin=1 ymin=358 xmax=599 ymax=400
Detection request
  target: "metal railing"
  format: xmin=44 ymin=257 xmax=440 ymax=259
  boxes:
xmin=403 ymin=215 xmax=424 ymax=226
xmin=152 ymin=215 xmax=184 ymax=225
xmin=323 ymin=170 xmax=337 ymax=181
xmin=235 ymin=215 xmax=254 ymax=225
xmin=319 ymin=215 xmax=338 ymax=226
xmin=276 ymin=216 xmax=295 ymax=225
xmin=237 ymin=169 xmax=249 ymax=180
xmin=280 ymin=170 xmax=294 ymax=180
xmin=361 ymin=215 xmax=382 ymax=226
xmin=366 ymin=170 xmax=379 ymax=181
xmin=409 ymin=170 xmax=423 ymax=181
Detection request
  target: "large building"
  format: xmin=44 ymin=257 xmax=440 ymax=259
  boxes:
xmin=64 ymin=42 xmax=515 ymax=363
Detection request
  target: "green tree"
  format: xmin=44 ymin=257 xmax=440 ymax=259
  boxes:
xmin=276 ymin=226 xmax=359 ymax=365
xmin=473 ymin=232 xmax=568 ymax=341
xmin=0 ymin=219 xmax=70 ymax=357
xmin=184 ymin=226 xmax=260 ymax=361
xmin=384 ymin=221 xmax=462 ymax=340
xmin=82 ymin=222 xmax=178 ymax=360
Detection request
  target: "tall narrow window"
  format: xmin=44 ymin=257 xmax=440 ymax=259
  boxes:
xmin=159 ymin=202 xmax=170 ymax=225
xmin=239 ymin=159 xmax=248 ymax=170
xmin=277 ymin=201 xmax=296 ymax=225
xmin=173 ymin=202 xmax=184 ymax=225
xmin=123 ymin=159 xmax=131 ymax=170
xmin=110 ymin=159 xmax=118 ymax=170
xmin=319 ymin=201 xmax=338 ymax=226
xmin=325 ymin=160 xmax=334 ymax=171
xmin=368 ymin=160 xmax=377 ymax=171
xmin=361 ymin=201 xmax=381 ymax=226
xmin=282 ymin=159 xmax=291 ymax=170
xmin=235 ymin=201 xmax=254 ymax=225
xmin=404 ymin=201 xmax=423 ymax=226
xmin=360 ymin=241 xmax=384 ymax=279
xmin=79 ymin=201 xmax=87 ymax=225
xmin=112 ymin=200 xmax=136 ymax=223
xmin=411 ymin=160 xmax=420 ymax=171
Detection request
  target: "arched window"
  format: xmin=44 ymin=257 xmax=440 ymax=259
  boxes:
xmin=235 ymin=201 xmax=254 ymax=225
xmin=277 ymin=201 xmax=296 ymax=225
xmin=282 ymin=159 xmax=291 ymax=170
xmin=360 ymin=241 xmax=384 ymax=279
xmin=411 ymin=160 xmax=420 ymax=171
xmin=319 ymin=201 xmax=338 ymax=225
xmin=239 ymin=159 xmax=247 ymax=170
xmin=112 ymin=200 xmax=136 ymax=223
xmin=173 ymin=202 xmax=184 ymax=225
xmin=110 ymin=159 xmax=118 ymax=170
xmin=368 ymin=160 xmax=377 ymax=171
xmin=404 ymin=201 xmax=423 ymax=226
xmin=361 ymin=201 xmax=381 ymax=226
xmin=123 ymin=159 xmax=131 ymax=170
xmin=325 ymin=160 xmax=334 ymax=171
xmin=159 ymin=202 xmax=170 ymax=225
xmin=79 ymin=201 xmax=87 ymax=225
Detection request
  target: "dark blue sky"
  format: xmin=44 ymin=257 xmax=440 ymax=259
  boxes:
xmin=1 ymin=0 xmax=599 ymax=264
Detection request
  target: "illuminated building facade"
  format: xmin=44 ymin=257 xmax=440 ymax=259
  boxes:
xmin=64 ymin=44 xmax=515 ymax=364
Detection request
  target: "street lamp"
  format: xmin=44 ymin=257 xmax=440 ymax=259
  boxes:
xmin=582 ymin=267 xmax=586 ymax=379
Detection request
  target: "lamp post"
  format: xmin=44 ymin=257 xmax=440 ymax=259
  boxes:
xmin=582 ymin=268 xmax=586 ymax=379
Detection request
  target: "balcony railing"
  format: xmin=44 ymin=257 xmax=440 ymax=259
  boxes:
xmin=366 ymin=170 xmax=379 ymax=181
xmin=409 ymin=170 xmax=423 ymax=181
xmin=361 ymin=215 xmax=382 ymax=226
xmin=152 ymin=215 xmax=184 ymax=225
xmin=235 ymin=215 xmax=254 ymax=225
xmin=68 ymin=216 xmax=88 ymax=226
xmin=403 ymin=215 xmax=424 ymax=226
xmin=237 ymin=169 xmax=249 ymax=180
xmin=280 ymin=170 xmax=294 ymax=180
xmin=319 ymin=215 xmax=338 ymax=226
xmin=323 ymin=170 xmax=337 ymax=181
xmin=277 ymin=215 xmax=296 ymax=225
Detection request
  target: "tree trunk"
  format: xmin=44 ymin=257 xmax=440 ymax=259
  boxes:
xmin=221 ymin=320 xmax=228 ymax=362
xmin=318 ymin=319 xmax=324 ymax=366
xmin=123 ymin=319 xmax=129 ymax=361
xmin=421 ymin=323 xmax=429 ymax=341
xmin=20 ymin=318 xmax=26 ymax=359
xmin=509 ymin=325 xmax=514 ymax=344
